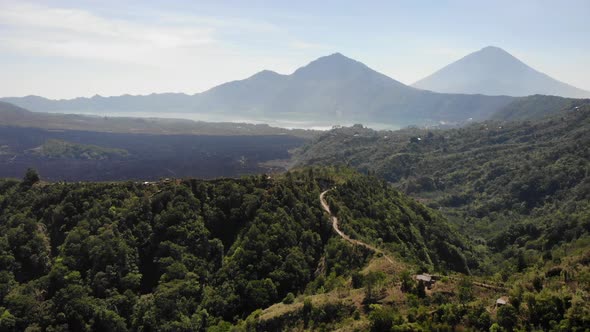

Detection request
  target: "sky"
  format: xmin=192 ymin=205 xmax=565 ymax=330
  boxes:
xmin=1 ymin=0 xmax=589 ymax=99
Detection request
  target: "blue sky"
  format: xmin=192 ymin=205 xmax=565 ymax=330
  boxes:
xmin=1 ymin=0 xmax=589 ymax=98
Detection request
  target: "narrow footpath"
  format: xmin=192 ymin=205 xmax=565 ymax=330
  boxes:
xmin=320 ymin=190 xmax=395 ymax=265
xmin=320 ymin=190 xmax=507 ymax=291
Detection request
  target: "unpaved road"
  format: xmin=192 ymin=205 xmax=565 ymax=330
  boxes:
xmin=320 ymin=190 xmax=395 ymax=265
xmin=320 ymin=190 xmax=508 ymax=290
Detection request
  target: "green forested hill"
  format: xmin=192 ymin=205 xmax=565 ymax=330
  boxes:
xmin=491 ymin=95 xmax=589 ymax=121
xmin=0 ymin=168 xmax=467 ymax=331
xmin=282 ymin=109 xmax=590 ymax=331
xmin=326 ymin=176 xmax=475 ymax=274
xmin=295 ymin=106 xmax=590 ymax=275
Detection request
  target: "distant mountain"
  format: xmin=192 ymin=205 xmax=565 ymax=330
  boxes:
xmin=2 ymin=53 xmax=516 ymax=127
xmin=413 ymin=46 xmax=590 ymax=98
xmin=0 ymin=101 xmax=31 ymax=115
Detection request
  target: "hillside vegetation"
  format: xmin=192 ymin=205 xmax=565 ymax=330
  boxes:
xmin=491 ymin=95 xmax=589 ymax=121
xmin=28 ymin=139 xmax=129 ymax=160
xmin=326 ymin=176 xmax=475 ymax=274
xmin=0 ymin=168 xmax=470 ymax=331
xmin=295 ymin=106 xmax=590 ymax=276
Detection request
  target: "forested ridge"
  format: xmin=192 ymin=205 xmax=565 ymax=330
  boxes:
xmin=295 ymin=105 xmax=590 ymax=274
xmin=326 ymin=177 xmax=475 ymax=274
xmin=285 ymin=106 xmax=590 ymax=331
xmin=0 ymin=168 xmax=468 ymax=331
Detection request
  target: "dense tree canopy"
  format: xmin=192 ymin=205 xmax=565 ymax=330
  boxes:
xmin=0 ymin=167 xmax=466 ymax=330
xmin=296 ymin=106 xmax=590 ymax=275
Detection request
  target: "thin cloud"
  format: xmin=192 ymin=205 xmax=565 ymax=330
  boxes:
xmin=0 ymin=1 xmax=319 ymax=98
xmin=289 ymin=41 xmax=328 ymax=50
xmin=0 ymin=2 xmax=217 ymax=64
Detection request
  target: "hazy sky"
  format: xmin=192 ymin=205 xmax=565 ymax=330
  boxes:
xmin=1 ymin=0 xmax=589 ymax=99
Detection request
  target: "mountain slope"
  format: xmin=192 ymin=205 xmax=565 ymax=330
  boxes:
xmin=413 ymin=46 xmax=590 ymax=98
xmin=492 ymin=95 xmax=590 ymax=121
xmin=0 ymin=168 xmax=472 ymax=330
xmin=2 ymin=53 xmax=515 ymax=127
xmin=294 ymin=104 xmax=590 ymax=274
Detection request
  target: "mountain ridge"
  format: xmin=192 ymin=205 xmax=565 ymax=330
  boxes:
xmin=1 ymin=52 xmax=517 ymax=127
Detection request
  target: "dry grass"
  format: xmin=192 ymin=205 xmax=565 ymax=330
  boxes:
xmin=361 ymin=254 xmax=406 ymax=276
xmin=260 ymin=255 xmax=407 ymax=327
xmin=259 ymin=288 xmax=361 ymax=322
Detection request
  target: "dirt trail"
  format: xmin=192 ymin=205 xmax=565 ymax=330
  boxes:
xmin=320 ymin=190 xmax=395 ymax=265
xmin=320 ymin=190 xmax=506 ymax=290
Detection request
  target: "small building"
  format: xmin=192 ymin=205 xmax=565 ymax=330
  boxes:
xmin=496 ymin=296 xmax=509 ymax=307
xmin=415 ymin=274 xmax=436 ymax=289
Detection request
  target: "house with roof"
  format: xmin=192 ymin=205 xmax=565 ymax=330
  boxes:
xmin=496 ymin=296 xmax=509 ymax=307
xmin=415 ymin=274 xmax=436 ymax=289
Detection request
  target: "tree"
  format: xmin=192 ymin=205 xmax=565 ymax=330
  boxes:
xmin=466 ymin=305 xmax=491 ymax=330
xmin=369 ymin=305 xmax=403 ymax=332
xmin=457 ymin=276 xmax=473 ymax=306
xmin=282 ymin=292 xmax=295 ymax=304
xmin=413 ymin=281 xmax=426 ymax=298
xmin=400 ymin=270 xmax=415 ymax=293
xmin=245 ymin=279 xmax=277 ymax=310
xmin=351 ymin=271 xmax=364 ymax=289
xmin=22 ymin=168 xmax=40 ymax=187
xmin=0 ymin=308 xmax=17 ymax=331
xmin=497 ymin=305 xmax=517 ymax=331
xmin=364 ymin=271 xmax=386 ymax=303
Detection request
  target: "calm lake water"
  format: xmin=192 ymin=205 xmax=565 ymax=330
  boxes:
xmin=44 ymin=110 xmax=401 ymax=131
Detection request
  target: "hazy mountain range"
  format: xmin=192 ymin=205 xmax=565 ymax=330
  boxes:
xmin=2 ymin=47 xmax=588 ymax=127
xmin=413 ymin=46 xmax=590 ymax=98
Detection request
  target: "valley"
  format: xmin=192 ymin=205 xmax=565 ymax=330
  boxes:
xmin=0 ymin=126 xmax=306 ymax=181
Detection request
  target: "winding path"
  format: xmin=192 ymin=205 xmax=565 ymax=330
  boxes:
xmin=320 ymin=190 xmax=507 ymax=290
xmin=320 ymin=190 xmax=395 ymax=265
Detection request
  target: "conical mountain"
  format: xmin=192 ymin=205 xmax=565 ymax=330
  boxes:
xmin=413 ymin=46 xmax=590 ymax=98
